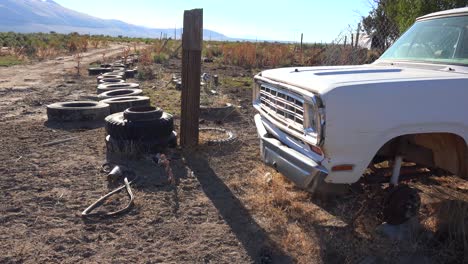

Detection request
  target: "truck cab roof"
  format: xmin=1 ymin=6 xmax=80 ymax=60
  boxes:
xmin=417 ymin=6 xmax=468 ymax=21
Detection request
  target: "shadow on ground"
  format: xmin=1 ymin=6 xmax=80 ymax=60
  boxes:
xmin=184 ymin=151 xmax=294 ymax=264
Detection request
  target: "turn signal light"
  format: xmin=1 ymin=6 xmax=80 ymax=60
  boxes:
xmin=309 ymin=144 xmax=323 ymax=155
xmin=331 ymin=165 xmax=354 ymax=172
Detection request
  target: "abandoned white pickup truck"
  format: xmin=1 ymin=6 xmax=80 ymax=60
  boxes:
xmin=253 ymin=7 xmax=468 ymax=223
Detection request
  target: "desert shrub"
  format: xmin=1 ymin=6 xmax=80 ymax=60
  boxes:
xmin=137 ymin=66 xmax=155 ymax=80
xmin=0 ymin=32 xmax=144 ymax=60
xmin=153 ymin=53 xmax=169 ymax=64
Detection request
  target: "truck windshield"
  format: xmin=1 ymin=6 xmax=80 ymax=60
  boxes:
xmin=380 ymin=16 xmax=468 ymax=65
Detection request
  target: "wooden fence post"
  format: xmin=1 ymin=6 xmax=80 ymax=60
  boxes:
xmin=300 ymin=33 xmax=303 ymax=65
xmin=180 ymin=8 xmax=203 ymax=147
xmin=355 ymin=23 xmax=361 ymax=48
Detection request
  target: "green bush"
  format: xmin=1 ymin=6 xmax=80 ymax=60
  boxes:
xmin=153 ymin=53 xmax=169 ymax=64
xmin=137 ymin=66 xmax=155 ymax=80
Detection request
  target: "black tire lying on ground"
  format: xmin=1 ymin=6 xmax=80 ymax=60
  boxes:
xmin=125 ymin=69 xmax=136 ymax=78
xmin=47 ymin=101 xmax=110 ymax=122
xmin=123 ymin=106 xmax=163 ymax=121
xmin=99 ymin=96 xmax=150 ymax=114
xmin=99 ymin=78 xmax=125 ymax=84
xmin=199 ymin=127 xmax=237 ymax=145
xmin=112 ymin=63 xmax=125 ymax=68
xmin=98 ymin=89 xmax=143 ymax=100
xmin=112 ymin=67 xmax=126 ymax=72
xmin=102 ymin=71 xmax=125 ymax=77
xmin=88 ymin=67 xmax=113 ymax=76
xmin=97 ymin=83 xmax=140 ymax=94
xmin=97 ymin=75 xmax=124 ymax=83
xmin=105 ymin=111 xmax=174 ymax=140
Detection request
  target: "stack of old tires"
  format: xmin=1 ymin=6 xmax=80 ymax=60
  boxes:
xmin=105 ymin=106 xmax=177 ymax=158
xmin=89 ymin=55 xmax=177 ymax=157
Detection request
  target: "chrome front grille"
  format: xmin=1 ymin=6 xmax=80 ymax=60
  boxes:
xmin=259 ymin=84 xmax=304 ymax=131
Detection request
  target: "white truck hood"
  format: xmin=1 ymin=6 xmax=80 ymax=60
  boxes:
xmin=258 ymin=63 xmax=468 ymax=95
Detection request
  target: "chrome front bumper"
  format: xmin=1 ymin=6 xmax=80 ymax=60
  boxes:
xmin=254 ymin=114 xmax=328 ymax=189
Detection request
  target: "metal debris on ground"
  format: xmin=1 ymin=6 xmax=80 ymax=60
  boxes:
xmin=81 ymin=163 xmax=137 ymax=218
xmin=153 ymin=153 xmax=175 ymax=185
xmin=42 ymin=137 xmax=79 ymax=147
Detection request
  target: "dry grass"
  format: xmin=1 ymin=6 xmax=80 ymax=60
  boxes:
xmin=132 ymin=48 xmax=468 ymax=264
xmin=199 ymin=129 xmax=230 ymax=144
xmin=418 ymin=182 xmax=468 ymax=262
xmin=234 ymin=167 xmax=326 ymax=263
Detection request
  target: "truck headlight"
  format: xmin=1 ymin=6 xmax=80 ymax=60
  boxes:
xmin=303 ymin=96 xmax=325 ymax=146
xmin=252 ymin=81 xmax=261 ymax=103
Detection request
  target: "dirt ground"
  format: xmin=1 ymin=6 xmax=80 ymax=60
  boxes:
xmin=1 ymin=46 xmax=467 ymax=264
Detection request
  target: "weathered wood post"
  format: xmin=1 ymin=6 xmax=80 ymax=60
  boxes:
xmin=355 ymin=23 xmax=361 ymax=48
xmin=300 ymin=33 xmax=303 ymax=65
xmin=180 ymin=8 xmax=203 ymax=147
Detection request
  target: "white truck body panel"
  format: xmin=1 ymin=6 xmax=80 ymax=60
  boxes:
xmin=253 ymin=7 xmax=468 ymax=187
xmin=257 ymin=64 xmax=468 ymax=184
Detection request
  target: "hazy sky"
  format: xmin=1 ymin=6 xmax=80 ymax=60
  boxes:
xmin=53 ymin=0 xmax=372 ymax=42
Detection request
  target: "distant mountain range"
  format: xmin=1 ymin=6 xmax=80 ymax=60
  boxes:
xmin=0 ymin=0 xmax=230 ymax=40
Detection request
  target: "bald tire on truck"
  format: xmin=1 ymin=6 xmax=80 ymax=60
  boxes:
xmin=99 ymin=96 xmax=150 ymax=114
xmin=47 ymin=101 xmax=110 ymax=122
xmin=105 ymin=112 xmax=174 ymax=140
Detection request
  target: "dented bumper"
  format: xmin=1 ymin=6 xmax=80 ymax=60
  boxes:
xmin=254 ymin=114 xmax=328 ymax=189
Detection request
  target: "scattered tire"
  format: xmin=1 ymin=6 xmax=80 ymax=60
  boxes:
xmin=200 ymin=103 xmax=235 ymax=119
xmin=97 ymin=75 xmax=124 ymax=83
xmin=123 ymin=106 xmax=163 ymax=121
xmin=97 ymin=83 xmax=140 ymax=94
xmin=112 ymin=63 xmax=125 ymax=68
xmin=100 ymin=96 xmax=150 ymax=114
xmin=98 ymin=78 xmax=125 ymax=84
xmin=47 ymin=101 xmax=110 ymax=122
xmin=105 ymin=111 xmax=174 ymax=140
xmin=199 ymin=127 xmax=236 ymax=145
xmin=98 ymin=89 xmax=143 ymax=99
xmin=88 ymin=67 xmax=112 ymax=75
xmin=103 ymin=71 xmax=125 ymax=77
xmin=112 ymin=66 xmax=126 ymax=72
xmin=125 ymin=69 xmax=136 ymax=78
xmin=383 ymin=184 xmax=421 ymax=225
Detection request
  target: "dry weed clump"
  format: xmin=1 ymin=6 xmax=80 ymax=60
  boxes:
xmin=220 ymin=42 xmax=294 ymax=68
xmin=67 ymin=34 xmax=88 ymax=53
xmin=420 ymin=185 xmax=468 ymax=262
xmin=239 ymin=167 xmax=326 ymax=263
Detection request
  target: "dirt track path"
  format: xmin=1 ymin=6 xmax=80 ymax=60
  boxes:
xmin=0 ymin=43 xmax=130 ymax=89
xmin=0 ymin=44 xmax=141 ymax=122
xmin=0 ymin=46 xmax=261 ymax=263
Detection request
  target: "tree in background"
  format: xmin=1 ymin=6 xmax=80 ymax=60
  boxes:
xmin=362 ymin=0 xmax=399 ymax=51
xmin=362 ymin=0 xmax=468 ymax=51
xmin=390 ymin=0 xmax=468 ymax=32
